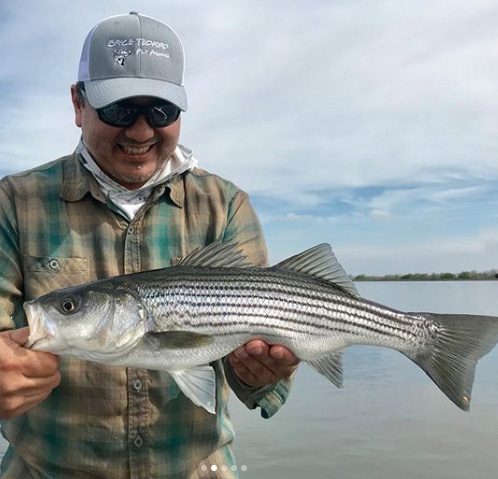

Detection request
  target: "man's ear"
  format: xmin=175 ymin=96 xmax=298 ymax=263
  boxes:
xmin=70 ymin=84 xmax=83 ymax=128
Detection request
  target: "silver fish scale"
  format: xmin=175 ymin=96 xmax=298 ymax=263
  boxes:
xmin=133 ymin=266 xmax=427 ymax=352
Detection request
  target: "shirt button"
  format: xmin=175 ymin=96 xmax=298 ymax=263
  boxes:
xmin=132 ymin=379 xmax=143 ymax=392
xmin=134 ymin=435 xmax=143 ymax=448
xmin=48 ymin=259 xmax=60 ymax=270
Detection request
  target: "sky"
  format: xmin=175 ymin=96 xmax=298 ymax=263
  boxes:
xmin=1 ymin=0 xmax=498 ymax=275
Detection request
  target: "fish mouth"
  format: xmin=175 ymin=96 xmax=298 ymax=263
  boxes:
xmin=23 ymin=301 xmax=64 ymax=352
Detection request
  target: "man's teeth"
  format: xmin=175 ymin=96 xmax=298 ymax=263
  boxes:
xmin=122 ymin=145 xmax=151 ymax=155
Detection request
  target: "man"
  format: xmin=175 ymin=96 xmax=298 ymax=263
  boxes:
xmin=0 ymin=12 xmax=298 ymax=479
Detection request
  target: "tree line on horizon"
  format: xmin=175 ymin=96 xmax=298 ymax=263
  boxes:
xmin=353 ymin=269 xmax=498 ymax=281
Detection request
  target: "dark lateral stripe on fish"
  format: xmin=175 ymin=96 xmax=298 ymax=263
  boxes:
xmin=176 ymin=312 xmax=418 ymax=341
xmin=179 ymin=323 xmax=367 ymax=338
xmin=139 ymin=273 xmax=411 ymax=320
xmin=142 ymin=287 xmax=418 ymax=340
xmin=144 ymin=289 xmax=419 ymax=342
xmin=152 ymin=304 xmax=414 ymax=339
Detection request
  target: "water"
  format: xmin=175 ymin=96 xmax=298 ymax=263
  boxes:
xmin=1 ymin=282 xmax=497 ymax=478
xmin=228 ymin=281 xmax=498 ymax=479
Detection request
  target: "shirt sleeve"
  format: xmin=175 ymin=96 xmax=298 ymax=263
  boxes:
xmin=221 ymin=188 xmax=295 ymax=418
xmin=221 ymin=189 xmax=269 ymax=267
xmin=0 ymin=181 xmax=24 ymax=331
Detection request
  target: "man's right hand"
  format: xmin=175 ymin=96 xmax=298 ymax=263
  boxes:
xmin=0 ymin=327 xmax=60 ymax=419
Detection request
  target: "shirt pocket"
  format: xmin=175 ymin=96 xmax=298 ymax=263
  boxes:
xmin=23 ymin=255 xmax=89 ymax=300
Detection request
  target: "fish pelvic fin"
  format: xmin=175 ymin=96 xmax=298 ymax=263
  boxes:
xmin=407 ymin=313 xmax=498 ymax=411
xmin=306 ymin=352 xmax=344 ymax=388
xmin=274 ymin=244 xmax=359 ymax=298
xmin=168 ymin=365 xmax=217 ymax=414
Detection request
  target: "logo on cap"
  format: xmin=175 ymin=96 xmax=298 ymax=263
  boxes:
xmin=113 ymin=49 xmax=132 ymax=66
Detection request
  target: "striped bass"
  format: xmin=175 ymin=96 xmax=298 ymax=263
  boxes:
xmin=24 ymin=242 xmax=498 ymax=414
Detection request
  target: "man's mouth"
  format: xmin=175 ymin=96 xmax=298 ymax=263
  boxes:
xmin=120 ymin=144 xmax=154 ymax=156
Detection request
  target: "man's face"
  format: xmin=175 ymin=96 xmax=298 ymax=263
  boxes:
xmin=71 ymin=86 xmax=181 ymax=190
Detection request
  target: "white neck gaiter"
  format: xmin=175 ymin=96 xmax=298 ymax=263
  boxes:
xmin=76 ymin=139 xmax=198 ymax=220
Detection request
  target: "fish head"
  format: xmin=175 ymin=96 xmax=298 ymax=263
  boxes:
xmin=24 ymin=281 xmax=147 ymax=359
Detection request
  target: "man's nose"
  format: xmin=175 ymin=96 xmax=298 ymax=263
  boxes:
xmin=124 ymin=115 xmax=154 ymax=142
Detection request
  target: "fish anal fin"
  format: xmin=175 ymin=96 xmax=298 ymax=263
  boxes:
xmin=306 ymin=352 xmax=344 ymax=388
xmin=177 ymin=241 xmax=252 ymax=268
xmin=274 ymin=244 xmax=358 ymax=297
xmin=145 ymin=331 xmax=214 ymax=349
xmin=169 ymin=365 xmax=217 ymax=414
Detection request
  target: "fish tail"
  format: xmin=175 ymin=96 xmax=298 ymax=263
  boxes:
xmin=407 ymin=313 xmax=498 ymax=411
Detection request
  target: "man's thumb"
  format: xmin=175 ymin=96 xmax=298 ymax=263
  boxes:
xmin=7 ymin=327 xmax=31 ymax=345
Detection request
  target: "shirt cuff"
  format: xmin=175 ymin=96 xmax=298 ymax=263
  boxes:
xmin=223 ymin=356 xmax=293 ymax=419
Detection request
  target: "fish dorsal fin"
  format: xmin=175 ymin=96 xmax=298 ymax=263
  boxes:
xmin=274 ymin=243 xmax=359 ymax=297
xmin=177 ymin=241 xmax=252 ymax=268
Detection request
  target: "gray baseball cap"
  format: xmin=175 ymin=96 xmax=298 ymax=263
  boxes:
xmin=78 ymin=12 xmax=187 ymax=110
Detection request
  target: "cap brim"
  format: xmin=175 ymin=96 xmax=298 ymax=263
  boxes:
xmin=84 ymin=78 xmax=187 ymax=111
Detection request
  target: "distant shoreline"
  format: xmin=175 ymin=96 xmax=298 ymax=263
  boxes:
xmin=353 ymin=272 xmax=498 ymax=281
xmin=354 ymin=277 xmax=498 ymax=282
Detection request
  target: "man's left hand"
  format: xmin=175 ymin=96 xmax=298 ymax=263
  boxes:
xmin=228 ymin=340 xmax=299 ymax=388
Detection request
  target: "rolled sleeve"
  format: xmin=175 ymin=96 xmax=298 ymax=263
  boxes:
xmin=223 ymin=357 xmax=294 ymax=419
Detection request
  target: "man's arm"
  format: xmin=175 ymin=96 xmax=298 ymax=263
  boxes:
xmin=0 ymin=182 xmax=60 ymax=419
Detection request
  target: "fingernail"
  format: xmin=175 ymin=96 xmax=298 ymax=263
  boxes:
xmin=271 ymin=348 xmax=284 ymax=360
xmin=248 ymin=344 xmax=263 ymax=356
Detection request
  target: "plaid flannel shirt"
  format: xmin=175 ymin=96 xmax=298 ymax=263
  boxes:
xmin=0 ymin=151 xmax=292 ymax=479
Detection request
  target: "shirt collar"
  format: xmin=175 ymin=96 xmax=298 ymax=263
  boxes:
xmin=60 ymin=153 xmax=96 ymax=202
xmin=164 ymin=174 xmax=185 ymax=207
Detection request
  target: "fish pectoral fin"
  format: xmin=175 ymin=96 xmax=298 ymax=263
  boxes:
xmin=144 ymin=331 xmax=214 ymax=349
xmin=306 ymin=352 xmax=344 ymax=388
xmin=169 ymin=366 xmax=217 ymax=414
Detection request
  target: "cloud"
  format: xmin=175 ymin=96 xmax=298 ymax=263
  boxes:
xmin=362 ymin=183 xmax=492 ymax=216
xmin=3 ymin=1 xmax=498 ymax=190
xmin=1 ymin=0 xmax=497 ymax=274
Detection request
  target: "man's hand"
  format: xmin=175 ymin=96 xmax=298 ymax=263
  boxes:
xmin=228 ymin=339 xmax=299 ymax=388
xmin=0 ymin=327 xmax=60 ymax=419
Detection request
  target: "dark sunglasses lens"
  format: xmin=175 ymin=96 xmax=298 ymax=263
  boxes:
xmin=97 ymin=103 xmax=138 ymax=127
xmin=147 ymin=104 xmax=181 ymax=127
xmin=97 ymin=102 xmax=180 ymax=128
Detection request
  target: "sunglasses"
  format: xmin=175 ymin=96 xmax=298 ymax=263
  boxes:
xmin=81 ymin=90 xmax=181 ymax=128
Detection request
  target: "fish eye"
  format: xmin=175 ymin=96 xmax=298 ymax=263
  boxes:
xmin=60 ymin=296 xmax=79 ymax=314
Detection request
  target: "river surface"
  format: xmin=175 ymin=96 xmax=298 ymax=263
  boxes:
xmin=1 ymin=281 xmax=497 ymax=478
